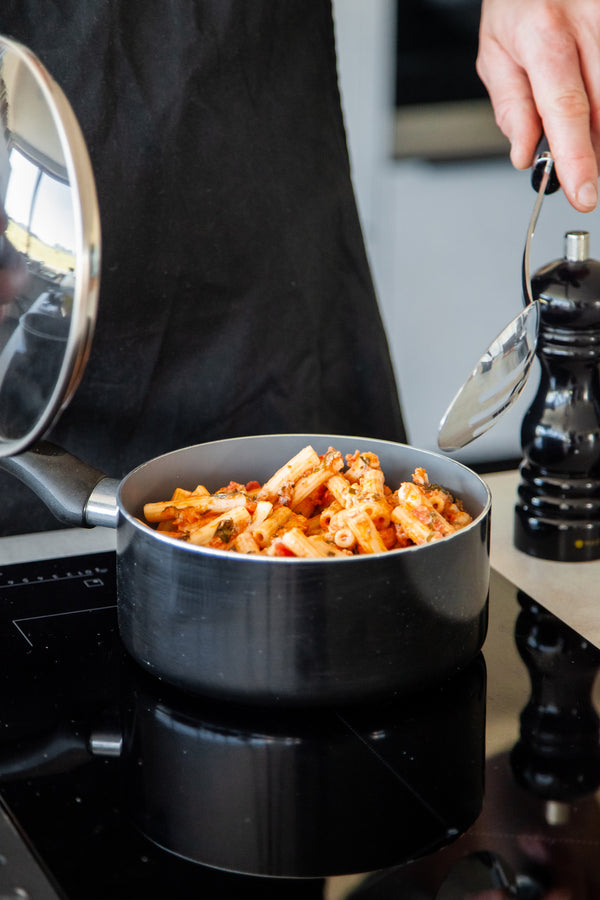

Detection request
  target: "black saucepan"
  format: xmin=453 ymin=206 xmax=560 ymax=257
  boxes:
xmin=2 ymin=434 xmax=491 ymax=706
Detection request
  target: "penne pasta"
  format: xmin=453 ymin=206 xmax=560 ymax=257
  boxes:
xmin=249 ymin=506 xmax=296 ymax=548
xmin=391 ymin=500 xmax=439 ymax=546
xmin=352 ymin=498 xmax=390 ymax=530
xmin=252 ymin=499 xmax=273 ymax=525
xmin=258 ymin=445 xmax=320 ymax=499
xmin=306 ymin=535 xmax=350 ymax=557
xmin=326 ymin=473 xmax=355 ymax=508
xmin=343 ymin=508 xmax=388 ymax=555
xmin=358 ymin=466 xmax=385 ymax=497
xmin=142 ymin=445 xmax=473 ymax=558
xmin=233 ymin=530 xmax=261 ymax=554
xmin=291 ymin=449 xmax=344 ymax=509
xmin=144 ymin=491 xmax=247 ymax=523
xmin=188 ymin=506 xmax=251 ymax=546
xmin=395 ymin=481 xmax=456 ymax=540
xmin=280 ymin=528 xmax=329 ymax=558
xmin=319 ymin=499 xmax=343 ymax=529
xmin=344 ymin=450 xmax=381 ymax=484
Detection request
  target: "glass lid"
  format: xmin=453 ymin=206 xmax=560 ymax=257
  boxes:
xmin=0 ymin=35 xmax=100 ymax=457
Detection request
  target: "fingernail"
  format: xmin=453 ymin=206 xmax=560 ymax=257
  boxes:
xmin=577 ymin=180 xmax=598 ymax=210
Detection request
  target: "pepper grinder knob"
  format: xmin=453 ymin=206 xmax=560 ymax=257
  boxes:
xmin=514 ymin=230 xmax=600 ymax=560
xmin=565 ymin=229 xmax=590 ymax=262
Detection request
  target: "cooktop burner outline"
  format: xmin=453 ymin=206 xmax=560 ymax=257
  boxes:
xmin=11 ymin=604 xmax=117 ymax=647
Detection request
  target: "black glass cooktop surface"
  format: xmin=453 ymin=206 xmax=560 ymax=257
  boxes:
xmin=0 ymin=552 xmax=599 ymax=899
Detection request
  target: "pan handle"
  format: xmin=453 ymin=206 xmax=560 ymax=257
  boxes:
xmin=0 ymin=724 xmax=92 ymax=781
xmin=0 ymin=440 xmax=118 ymax=528
xmin=0 ymin=723 xmax=122 ymax=782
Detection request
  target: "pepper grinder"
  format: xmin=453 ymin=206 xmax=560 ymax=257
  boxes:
xmin=514 ymin=230 xmax=600 ymax=560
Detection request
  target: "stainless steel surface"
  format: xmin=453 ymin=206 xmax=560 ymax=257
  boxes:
xmin=521 ymin=160 xmax=552 ymax=306
xmin=85 ymin=477 xmax=120 ymax=528
xmin=0 ymin=35 xmax=100 ymax=457
xmin=89 ymin=730 xmax=123 ymax=758
xmin=565 ymin=230 xmax=590 ymax=262
xmin=437 ymin=301 xmax=541 ymax=451
xmin=438 ymin=155 xmax=555 ymax=451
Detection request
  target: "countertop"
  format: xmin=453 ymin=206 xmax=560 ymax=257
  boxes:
xmin=484 ymin=469 xmax=600 ymax=649
xmin=0 ymin=524 xmax=116 ymax=565
xmin=1 ymin=469 xmax=599 ymax=649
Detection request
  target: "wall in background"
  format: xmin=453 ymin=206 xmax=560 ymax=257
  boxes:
xmin=332 ymin=0 xmax=600 ymax=466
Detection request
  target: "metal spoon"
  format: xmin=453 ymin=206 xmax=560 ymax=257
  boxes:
xmin=437 ymin=141 xmax=559 ymax=452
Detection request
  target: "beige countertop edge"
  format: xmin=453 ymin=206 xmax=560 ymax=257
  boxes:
xmin=484 ymin=470 xmax=600 ymax=649
xmin=0 ymin=526 xmax=117 ymax=565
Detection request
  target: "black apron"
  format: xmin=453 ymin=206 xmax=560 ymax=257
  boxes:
xmin=0 ymin=0 xmax=406 ymax=536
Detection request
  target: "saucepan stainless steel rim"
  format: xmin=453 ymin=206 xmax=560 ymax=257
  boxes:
xmin=116 ymin=432 xmax=492 ymax=563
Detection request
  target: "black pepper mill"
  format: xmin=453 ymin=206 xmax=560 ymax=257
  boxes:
xmin=514 ymin=230 xmax=600 ymax=561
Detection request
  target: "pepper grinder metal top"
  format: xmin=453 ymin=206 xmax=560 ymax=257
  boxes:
xmin=514 ymin=230 xmax=600 ymax=561
xmin=565 ymin=230 xmax=590 ymax=262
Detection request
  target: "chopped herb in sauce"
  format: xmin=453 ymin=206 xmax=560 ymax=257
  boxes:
xmin=216 ymin=517 xmax=235 ymax=543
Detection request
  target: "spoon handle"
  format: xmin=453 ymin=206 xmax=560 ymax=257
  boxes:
xmin=522 ymin=159 xmax=553 ymax=307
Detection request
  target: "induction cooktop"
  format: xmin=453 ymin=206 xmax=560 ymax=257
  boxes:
xmin=0 ymin=551 xmax=599 ymax=900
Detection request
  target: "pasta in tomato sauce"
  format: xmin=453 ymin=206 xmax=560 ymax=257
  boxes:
xmin=141 ymin=446 xmax=473 ymax=558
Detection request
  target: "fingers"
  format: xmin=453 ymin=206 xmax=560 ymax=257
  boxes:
xmin=522 ymin=16 xmax=597 ymax=211
xmin=476 ymin=37 xmax=541 ymax=171
xmin=578 ymin=23 xmax=600 ymax=172
xmin=477 ymin=0 xmax=600 ymax=212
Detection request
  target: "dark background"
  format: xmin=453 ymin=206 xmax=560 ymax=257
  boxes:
xmin=395 ymin=0 xmax=485 ymax=107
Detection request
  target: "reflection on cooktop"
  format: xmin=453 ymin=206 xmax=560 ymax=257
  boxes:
xmin=345 ymin=584 xmax=600 ymax=900
xmin=0 ymin=552 xmax=599 ymax=899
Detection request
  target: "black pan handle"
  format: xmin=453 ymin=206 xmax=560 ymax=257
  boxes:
xmin=531 ymin=134 xmax=561 ymax=194
xmin=0 ymin=440 xmax=110 ymax=526
xmin=0 ymin=725 xmax=91 ymax=781
xmin=0 ymin=722 xmax=123 ymax=781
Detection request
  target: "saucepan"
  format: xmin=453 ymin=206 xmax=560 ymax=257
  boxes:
xmin=3 ymin=434 xmax=491 ymax=705
xmin=0 ymin=35 xmax=491 ymax=706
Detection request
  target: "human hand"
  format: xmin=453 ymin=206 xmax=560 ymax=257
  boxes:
xmin=477 ymin=0 xmax=600 ymax=212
